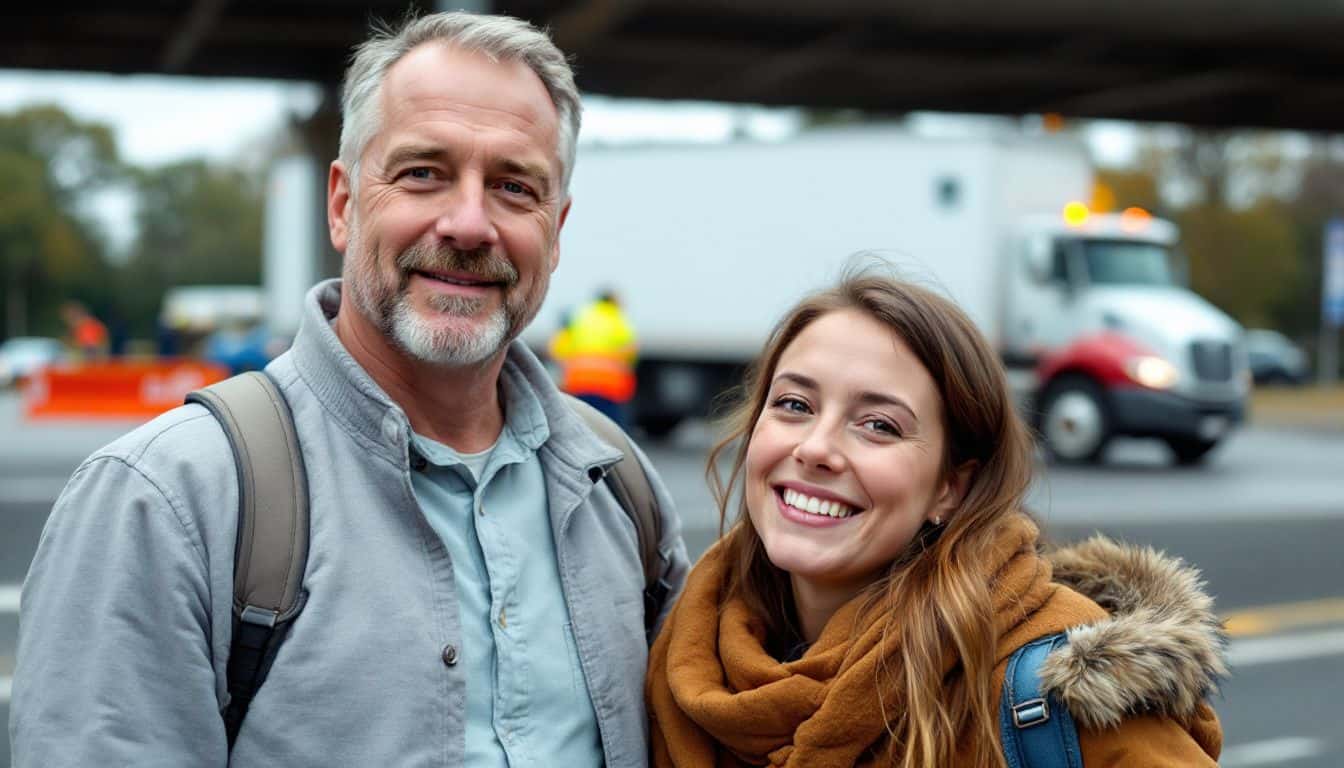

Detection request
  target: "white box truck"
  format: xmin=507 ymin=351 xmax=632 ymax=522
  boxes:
xmin=532 ymin=125 xmax=1249 ymax=464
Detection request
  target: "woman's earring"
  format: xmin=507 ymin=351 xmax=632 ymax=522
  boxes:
xmin=932 ymin=516 xmax=943 ymax=526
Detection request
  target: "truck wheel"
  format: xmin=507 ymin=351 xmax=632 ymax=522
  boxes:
xmin=1039 ymin=376 xmax=1111 ymax=464
xmin=1166 ymin=437 xmax=1218 ymax=466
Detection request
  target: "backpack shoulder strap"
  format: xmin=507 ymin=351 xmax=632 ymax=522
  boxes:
xmin=563 ymin=394 xmax=670 ymax=636
xmin=186 ymin=371 xmax=310 ymax=749
xmin=999 ymin=631 xmax=1083 ymax=768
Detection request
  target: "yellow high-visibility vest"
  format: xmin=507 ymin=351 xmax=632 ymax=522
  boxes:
xmin=548 ymin=300 xmax=638 ymax=402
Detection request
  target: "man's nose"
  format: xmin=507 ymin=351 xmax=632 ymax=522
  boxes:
xmin=434 ymin=183 xmax=496 ymax=251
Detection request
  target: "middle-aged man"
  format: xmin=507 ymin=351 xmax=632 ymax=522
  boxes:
xmin=11 ymin=12 xmax=689 ymax=767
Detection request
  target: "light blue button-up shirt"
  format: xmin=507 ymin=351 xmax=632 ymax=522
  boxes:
xmin=410 ymin=377 xmax=602 ymax=768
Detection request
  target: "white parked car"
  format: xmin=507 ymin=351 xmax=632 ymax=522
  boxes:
xmin=0 ymin=336 xmax=67 ymax=388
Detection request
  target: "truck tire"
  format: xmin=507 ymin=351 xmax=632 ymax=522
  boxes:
xmin=1039 ymin=375 xmax=1111 ymax=465
xmin=1166 ymin=437 xmax=1218 ymax=466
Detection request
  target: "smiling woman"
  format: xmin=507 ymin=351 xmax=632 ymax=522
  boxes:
xmin=646 ymin=269 xmax=1227 ymax=768
xmin=742 ymin=308 xmax=964 ymax=643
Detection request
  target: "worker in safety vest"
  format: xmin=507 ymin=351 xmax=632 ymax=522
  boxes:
xmin=61 ymin=301 xmax=109 ymax=361
xmin=549 ymin=290 xmax=637 ymax=429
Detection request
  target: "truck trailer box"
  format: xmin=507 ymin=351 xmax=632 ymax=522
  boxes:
xmin=528 ymin=126 xmax=1248 ymax=464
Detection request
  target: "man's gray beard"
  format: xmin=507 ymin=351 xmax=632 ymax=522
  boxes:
xmin=389 ymin=291 xmax=509 ymax=367
xmin=346 ymin=228 xmax=528 ymax=367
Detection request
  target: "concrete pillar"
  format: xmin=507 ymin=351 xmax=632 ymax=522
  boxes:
xmin=293 ymin=87 xmax=344 ymax=281
xmin=262 ymin=86 xmax=342 ymax=338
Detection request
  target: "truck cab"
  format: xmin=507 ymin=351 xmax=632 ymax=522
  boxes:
xmin=1010 ymin=206 xmax=1249 ymax=464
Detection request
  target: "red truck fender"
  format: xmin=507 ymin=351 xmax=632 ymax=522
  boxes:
xmin=1035 ymin=332 xmax=1154 ymax=391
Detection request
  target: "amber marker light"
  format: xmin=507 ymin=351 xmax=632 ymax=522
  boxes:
xmin=1120 ymin=206 xmax=1152 ymax=232
xmin=1062 ymin=201 xmax=1090 ymax=227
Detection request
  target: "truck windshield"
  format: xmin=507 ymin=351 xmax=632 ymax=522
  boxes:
xmin=1079 ymin=239 xmax=1179 ymax=287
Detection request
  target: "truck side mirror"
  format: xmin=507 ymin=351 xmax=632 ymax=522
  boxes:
xmin=1172 ymin=250 xmax=1191 ymax=288
xmin=1024 ymin=236 xmax=1053 ymax=284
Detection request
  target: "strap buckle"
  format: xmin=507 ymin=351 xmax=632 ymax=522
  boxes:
xmin=1012 ymin=697 xmax=1051 ymax=728
xmin=240 ymin=604 xmax=279 ymax=628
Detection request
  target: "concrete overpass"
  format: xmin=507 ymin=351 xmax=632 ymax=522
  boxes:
xmin=9 ymin=1 xmax=1343 ymax=344
xmin=5 ymin=0 xmax=1344 ymax=132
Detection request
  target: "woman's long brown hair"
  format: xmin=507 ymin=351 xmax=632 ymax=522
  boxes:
xmin=706 ymin=270 xmax=1036 ymax=767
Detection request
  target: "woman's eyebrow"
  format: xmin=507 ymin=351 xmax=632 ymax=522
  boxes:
xmin=774 ymin=371 xmax=918 ymax=423
xmin=856 ymin=390 xmax=919 ymax=424
xmin=773 ymin=371 xmax=817 ymax=390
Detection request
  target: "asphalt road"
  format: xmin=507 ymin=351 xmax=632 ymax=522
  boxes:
xmin=3 ymin=394 xmax=1342 ymax=766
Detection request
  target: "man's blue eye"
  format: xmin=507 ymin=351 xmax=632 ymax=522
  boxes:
xmin=406 ymin=168 xmax=432 ymax=180
xmin=501 ymin=181 xmax=527 ymax=195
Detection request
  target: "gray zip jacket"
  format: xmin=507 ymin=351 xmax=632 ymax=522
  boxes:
xmin=11 ymin=279 xmax=690 ymax=767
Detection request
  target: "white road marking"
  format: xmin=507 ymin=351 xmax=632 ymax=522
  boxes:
xmin=0 ymin=583 xmax=19 ymax=614
xmin=0 ymin=675 xmax=10 ymax=704
xmin=1219 ymin=737 xmax=1328 ymax=766
xmin=1228 ymin=627 xmax=1344 ymax=667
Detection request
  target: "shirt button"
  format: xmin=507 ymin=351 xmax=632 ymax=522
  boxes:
xmin=410 ymin=452 xmax=428 ymax=472
xmin=441 ymin=644 xmax=458 ymax=667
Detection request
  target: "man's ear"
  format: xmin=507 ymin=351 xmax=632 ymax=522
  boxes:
xmin=328 ymin=161 xmax=352 ymax=253
xmin=931 ymin=461 xmax=977 ymax=524
xmin=550 ymin=196 xmax=572 ymax=273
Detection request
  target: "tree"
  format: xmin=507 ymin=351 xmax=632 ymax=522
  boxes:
xmin=120 ymin=159 xmax=265 ymax=336
xmin=1095 ymin=168 xmax=1164 ymax=217
xmin=1097 ymin=126 xmax=1316 ymax=333
xmin=1177 ymin=201 xmax=1300 ymax=327
xmin=0 ymin=106 xmax=121 ymax=338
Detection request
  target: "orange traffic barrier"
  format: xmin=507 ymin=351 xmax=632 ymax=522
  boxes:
xmin=24 ymin=359 xmax=230 ymax=421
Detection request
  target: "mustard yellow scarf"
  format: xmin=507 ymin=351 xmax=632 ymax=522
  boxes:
xmin=647 ymin=514 xmax=1057 ymax=767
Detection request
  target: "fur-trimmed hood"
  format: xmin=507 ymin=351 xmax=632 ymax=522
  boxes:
xmin=1041 ymin=536 xmax=1228 ymax=731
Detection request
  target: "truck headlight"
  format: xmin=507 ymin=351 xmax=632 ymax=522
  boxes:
xmin=1127 ymin=355 xmax=1179 ymax=389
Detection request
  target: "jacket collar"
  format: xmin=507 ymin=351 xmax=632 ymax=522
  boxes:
xmin=1041 ymin=537 xmax=1229 ymax=730
xmin=284 ymin=279 xmax=621 ymax=474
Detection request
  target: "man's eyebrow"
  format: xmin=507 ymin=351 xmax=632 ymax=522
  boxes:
xmin=382 ymin=145 xmax=448 ymax=170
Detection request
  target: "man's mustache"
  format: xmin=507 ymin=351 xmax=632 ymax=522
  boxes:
xmin=396 ymin=243 xmax=518 ymax=286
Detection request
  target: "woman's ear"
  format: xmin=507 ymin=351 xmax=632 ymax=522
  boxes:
xmin=930 ymin=461 xmax=977 ymax=525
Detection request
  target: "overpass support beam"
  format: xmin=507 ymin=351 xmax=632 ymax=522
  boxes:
xmin=263 ymin=88 xmax=342 ymax=338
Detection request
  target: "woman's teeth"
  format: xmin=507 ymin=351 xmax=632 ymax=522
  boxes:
xmin=782 ymin=488 xmax=856 ymax=519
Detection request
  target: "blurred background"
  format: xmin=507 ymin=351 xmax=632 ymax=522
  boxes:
xmin=3 ymin=1 xmax=1343 ymax=765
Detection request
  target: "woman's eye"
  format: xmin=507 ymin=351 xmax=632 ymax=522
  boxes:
xmin=771 ymin=396 xmax=810 ymax=414
xmin=862 ymin=418 xmax=900 ymax=437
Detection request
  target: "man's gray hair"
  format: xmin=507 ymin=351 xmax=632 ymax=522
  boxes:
xmin=339 ymin=12 xmax=581 ymax=197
